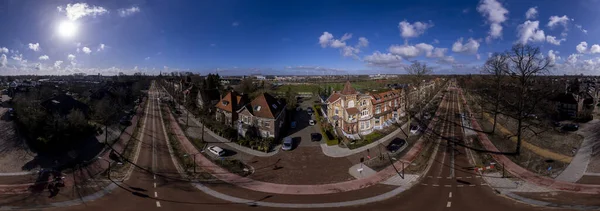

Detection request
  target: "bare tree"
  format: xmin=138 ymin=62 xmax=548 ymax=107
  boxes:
xmin=502 ymin=44 xmax=551 ymax=155
xmin=404 ymin=61 xmax=432 ymax=132
xmin=481 ymin=53 xmax=508 ymax=133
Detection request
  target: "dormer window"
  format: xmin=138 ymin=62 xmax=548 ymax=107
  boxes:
xmin=272 ymin=104 xmax=277 ymax=109
xmin=255 ymin=105 xmax=261 ymax=111
xmin=222 ymin=100 xmax=229 ymax=106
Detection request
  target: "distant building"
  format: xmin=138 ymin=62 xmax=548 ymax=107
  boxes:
xmin=41 ymin=94 xmax=90 ymax=116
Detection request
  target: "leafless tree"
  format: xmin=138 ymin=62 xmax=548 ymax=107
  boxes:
xmin=481 ymin=53 xmax=508 ymax=133
xmin=404 ymin=61 xmax=432 ymax=133
xmin=502 ymin=44 xmax=552 ymax=155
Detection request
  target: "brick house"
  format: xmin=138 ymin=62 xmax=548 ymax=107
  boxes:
xmin=370 ymin=89 xmax=402 ymax=130
xmin=236 ymin=93 xmax=286 ymax=139
xmin=215 ymin=91 xmax=247 ymax=126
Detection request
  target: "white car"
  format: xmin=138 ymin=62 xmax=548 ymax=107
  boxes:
xmin=309 ymin=120 xmax=315 ymax=126
xmin=207 ymin=146 xmax=225 ymax=157
xmin=282 ymin=137 xmax=293 ymax=151
xmin=410 ymin=125 xmax=420 ymax=134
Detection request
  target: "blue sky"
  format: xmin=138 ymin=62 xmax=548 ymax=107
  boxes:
xmin=0 ymin=0 xmax=599 ymax=75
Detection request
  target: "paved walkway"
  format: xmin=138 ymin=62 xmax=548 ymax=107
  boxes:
xmin=556 ymin=119 xmax=600 ymax=182
xmin=482 ymin=172 xmax=551 ymax=193
xmin=481 ymin=112 xmax=573 ymax=163
xmin=167 ymin=106 xmax=429 ymax=195
xmin=459 ymin=88 xmax=600 ymax=194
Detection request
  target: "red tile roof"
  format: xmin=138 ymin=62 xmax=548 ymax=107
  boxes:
xmin=327 ymin=93 xmax=342 ymax=103
xmin=341 ymin=81 xmax=357 ymax=95
xmin=216 ymin=91 xmax=246 ymax=112
xmin=246 ymin=93 xmax=285 ymax=119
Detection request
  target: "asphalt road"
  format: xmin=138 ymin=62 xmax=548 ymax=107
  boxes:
xmin=14 ymin=80 xmax=573 ymax=211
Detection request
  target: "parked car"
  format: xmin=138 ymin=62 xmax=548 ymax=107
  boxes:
xmin=310 ymin=133 xmax=321 ymax=142
xmin=562 ymin=124 xmax=579 ymax=131
xmin=282 ymin=137 xmax=293 ymax=151
xmin=119 ymin=116 xmax=132 ymax=126
xmin=207 ymin=146 xmax=225 ymax=156
xmin=309 ymin=119 xmax=315 ymax=126
xmin=291 ymin=121 xmax=297 ymax=129
xmin=386 ymin=138 xmax=406 ymax=153
xmin=410 ymin=125 xmax=420 ymax=134
xmin=307 ymin=107 xmax=313 ymax=115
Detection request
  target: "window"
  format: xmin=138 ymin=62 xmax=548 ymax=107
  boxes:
xmin=264 ymin=121 xmax=270 ymax=128
xmin=272 ymin=104 xmax=277 ymax=109
xmin=255 ymin=105 xmax=261 ymax=111
xmin=243 ymin=116 xmax=248 ymax=123
xmin=222 ymin=100 xmax=229 ymax=106
xmin=363 ymin=100 xmax=367 ymax=105
xmin=348 ymin=100 xmax=355 ymax=108
xmin=375 ymin=118 xmax=380 ymax=124
xmin=360 ymin=122 xmax=364 ymax=129
xmin=335 ymin=108 xmax=339 ymax=115
xmin=376 ymin=105 xmax=381 ymax=114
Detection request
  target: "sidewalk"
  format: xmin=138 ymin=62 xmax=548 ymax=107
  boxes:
xmin=555 ymin=119 xmax=600 ymax=182
xmin=458 ymin=88 xmax=600 ymax=194
xmin=167 ymin=104 xmax=430 ymax=195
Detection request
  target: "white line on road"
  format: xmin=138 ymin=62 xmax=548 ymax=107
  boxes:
xmin=466 ymin=176 xmax=471 ymax=178
xmin=154 ymin=175 xmax=156 ymax=180
xmin=421 ymin=183 xmax=428 ymax=186
xmin=444 ymin=185 xmax=452 ymax=187
xmin=456 ymin=177 xmax=462 ymax=179
xmin=437 ymin=176 xmax=442 ymax=179
xmin=446 ymin=201 xmax=451 ymax=207
xmin=156 ymin=201 xmax=161 ymax=207
xmin=432 ymin=184 xmax=440 ymax=187
xmin=469 ymin=184 xmax=476 ymax=187
xmin=155 ymin=192 xmax=158 ymax=197
xmin=154 ymin=183 xmax=157 ymax=188
xmin=457 ymin=185 xmax=464 ymax=187
xmin=448 ymin=192 xmax=452 ymax=198
xmin=446 ymin=177 xmax=452 ymax=179
xmin=428 ymin=176 xmax=433 ymax=178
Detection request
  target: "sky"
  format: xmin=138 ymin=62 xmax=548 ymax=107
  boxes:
xmin=0 ymin=0 xmax=599 ymax=76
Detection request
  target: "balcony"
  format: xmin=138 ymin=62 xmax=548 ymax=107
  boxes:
xmin=345 ymin=118 xmax=358 ymax=123
xmin=359 ymin=114 xmax=373 ymax=120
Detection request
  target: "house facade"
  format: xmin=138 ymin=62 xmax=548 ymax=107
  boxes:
xmin=236 ymin=93 xmax=286 ymax=139
xmin=326 ymin=81 xmax=403 ymax=139
xmin=215 ymin=91 xmax=247 ymax=126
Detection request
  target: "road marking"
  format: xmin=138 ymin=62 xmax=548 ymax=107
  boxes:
xmin=428 ymin=176 xmax=433 ymax=178
xmin=466 ymin=176 xmax=472 ymax=178
xmin=156 ymin=201 xmax=161 ymax=207
xmin=444 ymin=185 xmax=452 ymax=187
xmin=421 ymin=183 xmax=428 ymax=186
xmin=457 ymin=185 xmax=464 ymax=187
xmin=481 ymin=183 xmax=488 ymax=186
xmin=446 ymin=177 xmax=452 ymax=179
xmin=469 ymin=184 xmax=476 ymax=187
xmin=456 ymin=177 xmax=462 ymax=179
xmin=476 ymin=176 xmax=481 ymax=178
xmin=432 ymin=184 xmax=440 ymax=187
xmin=155 ymin=192 xmax=158 ymax=197
xmin=437 ymin=176 xmax=442 ymax=179
xmin=154 ymin=183 xmax=156 ymax=188
xmin=448 ymin=192 xmax=452 ymax=198
xmin=447 ymin=201 xmax=451 ymax=207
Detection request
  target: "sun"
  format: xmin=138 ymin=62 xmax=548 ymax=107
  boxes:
xmin=58 ymin=21 xmax=77 ymax=38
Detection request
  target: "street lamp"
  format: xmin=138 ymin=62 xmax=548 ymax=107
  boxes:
xmin=183 ymin=153 xmax=201 ymax=173
xmin=98 ymin=156 xmax=123 ymax=180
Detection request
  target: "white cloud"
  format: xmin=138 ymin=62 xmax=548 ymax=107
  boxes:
xmin=476 ymin=54 xmax=481 ymax=60
xmin=68 ymin=54 xmax=76 ymax=60
xmin=118 ymin=6 xmax=140 ymax=17
xmin=28 ymin=43 xmax=40 ymax=52
xmin=431 ymin=48 xmax=447 ymax=58
xmin=97 ymin=43 xmax=105 ymax=52
xmin=76 ymin=48 xmax=80 ymax=53
xmin=576 ymin=42 xmax=588 ymax=53
xmin=432 ymin=39 xmax=440 ymax=44
xmin=389 ymin=45 xmax=420 ymax=58
xmin=319 ymin=32 xmax=334 ymax=48
xmin=76 ymin=42 xmax=81 ymax=47
xmin=0 ymin=47 xmax=8 ymax=54
xmin=330 ymin=40 xmax=346 ymax=48
xmin=547 ymin=15 xmax=569 ymax=29
xmin=516 ymin=20 xmax=545 ymax=44
xmin=82 ymin=47 xmax=92 ymax=54
xmin=525 ymin=7 xmax=538 ymax=20
xmin=363 ymin=51 xmax=404 ymax=68
xmin=398 ymin=20 xmax=433 ymax=39
xmin=575 ymin=25 xmax=588 ymax=34
xmin=415 ymin=43 xmax=434 ymax=56
xmin=567 ymin=54 xmax=579 ymax=64
xmin=548 ymin=50 xmax=558 ymax=64
xmin=11 ymin=54 xmax=22 ymax=61
xmin=452 ymin=38 xmax=480 ymax=54
xmin=35 ymin=63 xmax=42 ymax=70
xmin=39 ymin=55 xmax=49 ymax=60
xmin=340 ymin=33 xmax=352 ymax=42
xmin=591 ymin=45 xmax=600 ymax=54
xmin=54 ymin=60 xmax=63 ymax=69
xmin=0 ymin=54 xmax=6 ymax=67
xmin=437 ymin=56 xmax=455 ymax=64
xmin=232 ymin=21 xmax=239 ymax=27
xmin=545 ymin=35 xmax=565 ymax=45
xmin=61 ymin=3 xmax=108 ymax=21
xmin=357 ymin=37 xmax=369 ymax=47
xmin=477 ymin=0 xmax=509 ymax=41
xmin=145 ymin=57 xmax=150 ymax=61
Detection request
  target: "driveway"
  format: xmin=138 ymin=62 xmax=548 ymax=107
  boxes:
xmin=283 ymin=96 xmax=321 ymax=148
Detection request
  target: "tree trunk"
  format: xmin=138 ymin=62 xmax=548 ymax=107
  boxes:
xmin=515 ymin=117 xmax=522 ymax=155
xmin=105 ymin=124 xmax=108 ymax=143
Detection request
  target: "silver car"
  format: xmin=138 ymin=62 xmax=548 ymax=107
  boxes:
xmin=282 ymin=137 xmax=293 ymax=151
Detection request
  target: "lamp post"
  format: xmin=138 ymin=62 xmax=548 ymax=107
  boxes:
xmin=183 ymin=153 xmax=201 ymax=174
xmin=98 ymin=157 xmax=123 ymax=180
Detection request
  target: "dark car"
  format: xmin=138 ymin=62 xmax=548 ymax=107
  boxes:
xmin=119 ymin=116 xmax=132 ymax=126
xmin=386 ymin=138 xmax=406 ymax=153
xmin=562 ymin=124 xmax=579 ymax=131
xmin=310 ymin=133 xmax=321 ymax=142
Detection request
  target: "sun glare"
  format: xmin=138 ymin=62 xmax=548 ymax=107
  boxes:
xmin=58 ymin=21 xmax=77 ymax=38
